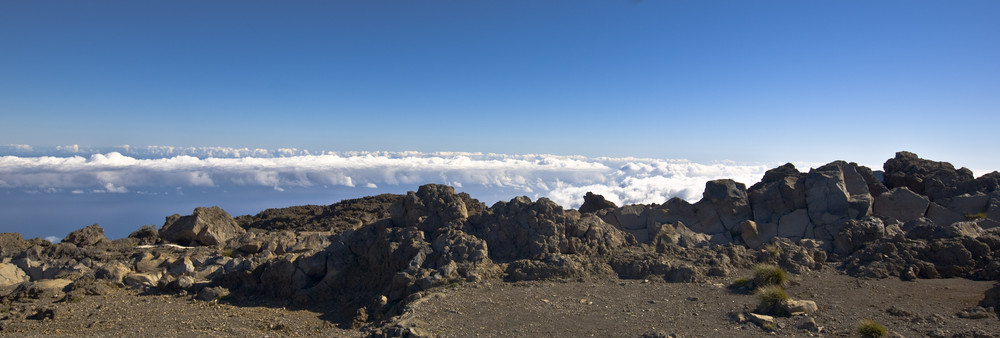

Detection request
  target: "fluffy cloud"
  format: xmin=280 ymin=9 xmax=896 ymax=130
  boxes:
xmin=0 ymin=150 xmax=787 ymax=208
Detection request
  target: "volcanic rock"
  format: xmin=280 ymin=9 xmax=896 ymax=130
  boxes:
xmin=196 ymin=286 xmax=231 ymax=301
xmin=391 ymin=184 xmax=473 ymax=233
xmin=61 ymin=224 xmax=110 ymax=247
xmin=805 ymin=161 xmax=875 ymax=240
xmin=694 ymin=179 xmax=752 ymax=235
xmin=942 ymin=192 xmax=990 ymax=216
xmin=883 ymin=151 xmax=976 ymax=200
xmin=777 ymin=209 xmax=812 ymax=240
xmin=833 ymin=217 xmax=886 ymax=256
xmin=926 ymin=202 xmax=965 ymax=226
xmin=236 ymin=194 xmax=401 ymax=232
xmin=650 ymin=221 xmax=710 ymax=249
xmin=748 ymin=163 xmax=806 ymax=225
xmin=27 ymin=278 xmax=73 ymax=298
xmin=873 ymin=187 xmax=930 ymax=223
xmin=649 ymin=198 xmax=701 ymax=234
xmin=739 ymin=220 xmax=765 ymax=250
xmin=579 ymin=192 xmax=617 ymax=214
xmin=94 ymin=262 xmax=131 ymax=285
xmin=0 ymin=233 xmax=34 ymax=258
xmin=0 ymin=262 xmax=29 ymax=286
xmin=467 ymin=196 xmax=629 ymax=261
xmin=124 ymin=273 xmax=160 ymax=288
xmin=127 ymin=225 xmax=160 ymax=245
xmin=160 ymin=206 xmax=246 ymax=246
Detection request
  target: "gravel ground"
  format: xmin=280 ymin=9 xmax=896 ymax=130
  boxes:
xmin=1 ymin=265 xmax=997 ymax=337
xmin=400 ymin=265 xmax=999 ymax=337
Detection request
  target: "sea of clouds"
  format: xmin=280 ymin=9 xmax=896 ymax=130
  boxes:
xmin=0 ymin=144 xmax=807 ymax=208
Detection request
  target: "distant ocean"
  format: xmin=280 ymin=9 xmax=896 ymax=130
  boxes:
xmin=1 ymin=145 xmax=782 ymax=240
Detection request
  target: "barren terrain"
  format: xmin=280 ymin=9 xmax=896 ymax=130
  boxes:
xmin=2 ymin=265 xmax=997 ymax=337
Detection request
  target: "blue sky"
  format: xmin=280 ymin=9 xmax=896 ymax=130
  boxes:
xmin=2 ymin=0 xmax=999 ymax=169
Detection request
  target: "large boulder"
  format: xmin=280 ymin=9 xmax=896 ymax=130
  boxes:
xmin=160 ymin=206 xmax=246 ymax=246
xmin=128 ymin=225 xmax=160 ymax=245
xmin=649 ymin=221 xmax=710 ymax=249
xmin=739 ymin=220 xmax=765 ymax=249
xmin=390 ymin=184 xmax=474 ymax=233
xmin=62 ymin=224 xmax=110 ymax=247
xmin=777 ymin=209 xmax=812 ymax=240
xmin=855 ymin=164 xmax=890 ymax=197
xmin=693 ymin=179 xmax=752 ymax=235
xmin=883 ymin=151 xmax=976 ymax=200
xmin=941 ymin=193 xmax=990 ymax=216
xmin=873 ymin=187 xmax=930 ymax=223
xmin=648 ymin=198 xmax=701 ymax=233
xmin=0 ymin=233 xmax=33 ymax=258
xmin=926 ymin=202 xmax=965 ymax=226
xmin=805 ymin=161 xmax=875 ymax=239
xmin=833 ymin=217 xmax=885 ymax=255
xmin=748 ymin=163 xmax=806 ymax=225
xmin=578 ymin=192 xmax=617 ymax=214
xmin=0 ymin=262 xmax=29 ymax=286
xmin=598 ymin=205 xmax=649 ymax=231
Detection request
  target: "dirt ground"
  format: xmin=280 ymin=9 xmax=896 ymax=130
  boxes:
xmin=1 ymin=265 xmax=997 ymax=337
xmin=402 ymin=265 xmax=999 ymax=337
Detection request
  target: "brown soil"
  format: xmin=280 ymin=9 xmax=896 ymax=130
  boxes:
xmin=1 ymin=265 xmax=997 ymax=337
xmin=0 ymin=287 xmax=361 ymax=337
xmin=402 ymin=265 xmax=998 ymax=337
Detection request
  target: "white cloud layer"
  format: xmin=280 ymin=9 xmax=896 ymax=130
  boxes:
xmin=0 ymin=149 xmax=790 ymax=208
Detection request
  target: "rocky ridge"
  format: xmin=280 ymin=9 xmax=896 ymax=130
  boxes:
xmin=1 ymin=151 xmax=999 ymax=336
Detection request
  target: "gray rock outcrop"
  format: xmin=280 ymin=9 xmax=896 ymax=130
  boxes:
xmin=467 ymin=196 xmax=630 ymax=260
xmin=805 ymin=161 xmax=875 ymax=240
xmin=694 ymin=179 xmax=752 ymax=235
xmin=748 ymin=163 xmax=806 ymax=226
xmin=833 ymin=217 xmax=886 ymax=256
xmin=61 ymin=224 xmax=110 ymax=247
xmin=873 ymin=187 xmax=929 ymax=223
xmin=160 ymin=206 xmax=246 ymax=246
xmin=883 ymin=151 xmax=976 ymax=200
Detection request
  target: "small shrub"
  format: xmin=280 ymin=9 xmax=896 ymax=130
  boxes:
xmin=764 ymin=244 xmax=780 ymax=257
xmin=221 ymin=249 xmax=234 ymax=258
xmin=857 ymin=319 xmax=887 ymax=337
xmin=966 ymin=212 xmax=988 ymax=221
xmin=755 ymin=285 xmax=789 ymax=311
xmin=731 ymin=277 xmax=751 ymax=288
xmin=752 ymin=264 xmax=788 ymax=288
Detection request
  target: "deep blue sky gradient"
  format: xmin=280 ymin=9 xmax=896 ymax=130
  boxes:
xmin=2 ymin=0 xmax=998 ymax=169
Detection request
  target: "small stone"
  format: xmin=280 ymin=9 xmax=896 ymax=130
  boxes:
xmin=196 ymin=286 xmax=230 ymax=302
xmin=785 ymin=299 xmax=818 ymax=314
xmin=797 ymin=318 xmax=822 ymax=332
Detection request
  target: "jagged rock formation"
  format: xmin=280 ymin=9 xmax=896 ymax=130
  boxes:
xmin=61 ymin=224 xmax=110 ymax=247
xmin=2 ymin=151 xmax=1000 ymax=329
xmin=578 ymin=192 xmax=617 ymax=214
